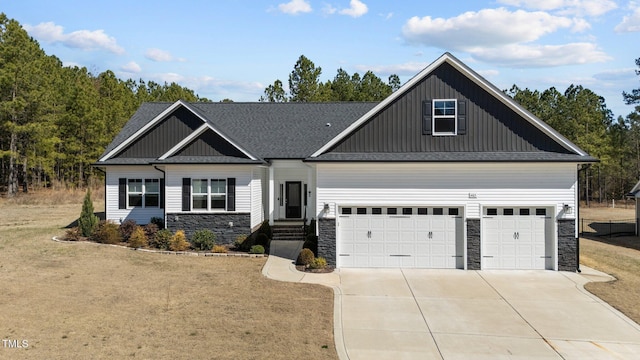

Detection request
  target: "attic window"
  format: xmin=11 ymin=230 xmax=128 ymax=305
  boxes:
xmin=433 ymin=100 xmax=457 ymax=135
xmin=422 ymin=99 xmax=467 ymax=136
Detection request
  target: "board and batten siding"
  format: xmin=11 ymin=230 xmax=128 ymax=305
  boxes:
xmin=105 ymin=166 xmax=165 ymax=224
xmin=164 ymin=165 xmax=255 ymax=214
xmin=315 ymin=163 xmax=577 ymax=220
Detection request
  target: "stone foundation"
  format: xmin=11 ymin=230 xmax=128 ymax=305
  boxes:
xmin=557 ymin=219 xmax=577 ymax=272
xmin=466 ymin=219 xmax=481 ymax=270
xmin=166 ymin=212 xmax=251 ymax=245
xmin=318 ymin=218 xmax=336 ymax=267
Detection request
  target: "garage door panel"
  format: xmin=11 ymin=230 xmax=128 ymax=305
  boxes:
xmin=338 ymin=207 xmax=462 ymax=269
xmin=482 ymin=208 xmax=552 ymax=270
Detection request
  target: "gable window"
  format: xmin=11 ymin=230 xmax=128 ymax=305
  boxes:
xmin=126 ymin=178 xmax=159 ymax=208
xmin=423 ymin=99 xmax=466 ymax=135
xmin=433 ymin=100 xmax=457 ymax=135
xmin=192 ymin=179 xmax=227 ymax=211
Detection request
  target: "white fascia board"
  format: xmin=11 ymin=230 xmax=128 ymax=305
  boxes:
xmin=158 ymin=124 xmax=209 ymax=160
xmin=100 ymin=100 xmax=189 ymax=161
xmin=310 ymin=52 xmax=588 ymax=158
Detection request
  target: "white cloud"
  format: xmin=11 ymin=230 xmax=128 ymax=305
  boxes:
xmin=471 ymin=43 xmax=611 ymax=67
xmin=121 ymin=61 xmax=141 ymax=73
xmin=144 ymin=48 xmax=186 ymax=62
xmin=24 ymin=22 xmax=124 ymax=54
xmin=615 ymin=3 xmax=640 ymax=32
xmin=497 ymin=0 xmax=617 ymax=17
xmin=402 ymin=8 xmax=573 ymax=49
xmin=355 ymin=62 xmax=429 ymax=76
xmin=571 ymin=17 xmax=591 ymax=32
xmin=339 ymin=0 xmax=368 ymax=18
xmin=478 ymin=69 xmax=500 ymax=78
xmin=593 ymin=67 xmax=638 ymax=81
xmin=322 ymin=3 xmax=337 ymax=15
xmin=278 ymin=0 xmax=312 ymax=15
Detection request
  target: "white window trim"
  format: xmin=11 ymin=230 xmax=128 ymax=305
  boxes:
xmin=432 ymin=99 xmax=457 ymax=136
xmin=127 ymin=178 xmax=160 ymax=209
xmin=191 ymin=179 xmax=227 ymax=212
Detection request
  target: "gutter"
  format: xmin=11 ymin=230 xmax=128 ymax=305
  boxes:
xmin=154 ymin=166 xmax=167 ymax=229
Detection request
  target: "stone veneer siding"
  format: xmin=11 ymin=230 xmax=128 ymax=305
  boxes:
xmin=557 ymin=219 xmax=577 ymax=272
xmin=166 ymin=212 xmax=250 ymax=245
xmin=318 ymin=218 xmax=337 ymax=267
xmin=466 ymin=219 xmax=481 ymax=270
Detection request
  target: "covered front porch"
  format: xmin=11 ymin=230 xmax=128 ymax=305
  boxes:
xmin=267 ymin=160 xmax=316 ymax=225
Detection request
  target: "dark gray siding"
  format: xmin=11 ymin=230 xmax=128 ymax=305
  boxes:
xmin=175 ymin=129 xmax=248 ymax=158
xmin=330 ymin=62 xmax=571 ymax=154
xmin=114 ymin=107 xmax=203 ymax=158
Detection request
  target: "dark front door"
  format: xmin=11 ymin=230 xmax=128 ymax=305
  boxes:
xmin=285 ymin=181 xmax=302 ymax=218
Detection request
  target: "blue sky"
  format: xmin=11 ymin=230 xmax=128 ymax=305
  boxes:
xmin=3 ymin=0 xmax=640 ymax=118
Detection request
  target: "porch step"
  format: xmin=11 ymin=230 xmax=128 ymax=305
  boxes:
xmin=272 ymin=224 xmax=306 ymax=242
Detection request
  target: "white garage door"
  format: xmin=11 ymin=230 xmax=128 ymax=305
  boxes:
xmin=337 ymin=206 xmax=463 ymax=269
xmin=482 ymin=207 xmax=552 ymax=270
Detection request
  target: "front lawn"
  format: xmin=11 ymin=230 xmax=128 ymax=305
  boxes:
xmin=0 ymin=190 xmax=337 ymax=359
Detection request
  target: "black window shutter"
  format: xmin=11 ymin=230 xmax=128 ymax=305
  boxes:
xmin=182 ymin=178 xmax=191 ymax=211
xmin=118 ymin=178 xmax=126 ymax=209
xmin=422 ymin=100 xmax=432 ymax=135
xmin=160 ymin=178 xmax=165 ymax=209
xmin=458 ymin=100 xmax=467 ymax=135
xmin=227 ymin=178 xmax=236 ymax=211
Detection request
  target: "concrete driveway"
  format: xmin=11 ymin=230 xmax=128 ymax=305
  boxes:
xmin=263 ymin=241 xmax=640 ymax=359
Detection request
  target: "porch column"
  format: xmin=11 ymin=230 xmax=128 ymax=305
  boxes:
xmin=268 ymin=165 xmax=275 ymax=225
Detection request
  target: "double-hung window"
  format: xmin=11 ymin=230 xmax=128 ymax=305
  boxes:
xmin=192 ymin=179 xmax=227 ymax=211
xmin=127 ymin=178 xmax=160 ymax=208
xmin=433 ymin=100 xmax=457 ymax=135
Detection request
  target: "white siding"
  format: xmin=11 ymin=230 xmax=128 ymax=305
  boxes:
xmin=164 ymin=165 xmax=255 ymax=214
xmin=316 ymin=163 xmax=577 ymax=220
xmin=105 ymin=166 xmax=164 ymax=224
xmin=251 ymin=167 xmax=266 ymax=228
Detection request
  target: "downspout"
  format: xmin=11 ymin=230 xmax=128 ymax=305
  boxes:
xmin=576 ymin=164 xmax=591 ymax=273
xmin=154 ymin=166 xmax=167 ymax=229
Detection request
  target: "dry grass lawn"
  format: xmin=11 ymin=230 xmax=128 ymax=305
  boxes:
xmin=0 ymin=190 xmax=337 ymax=359
xmin=579 ymin=204 xmax=640 ymax=325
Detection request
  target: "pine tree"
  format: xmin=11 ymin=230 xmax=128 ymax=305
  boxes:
xmin=78 ymin=188 xmax=99 ymax=237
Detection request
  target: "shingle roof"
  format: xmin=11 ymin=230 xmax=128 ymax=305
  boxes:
xmin=98 ymin=102 xmax=378 ymax=162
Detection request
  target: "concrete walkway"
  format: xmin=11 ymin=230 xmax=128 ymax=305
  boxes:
xmin=263 ymin=241 xmax=640 ymax=360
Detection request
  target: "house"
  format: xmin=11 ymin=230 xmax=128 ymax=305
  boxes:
xmin=95 ymin=53 xmax=597 ymax=271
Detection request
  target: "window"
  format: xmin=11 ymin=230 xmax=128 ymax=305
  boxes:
xmin=372 ymin=208 xmax=382 ymax=215
xmin=192 ymin=179 xmax=227 ymax=211
xmin=448 ymin=208 xmax=459 ymax=216
xmin=433 ymin=208 xmax=444 ymax=215
xmin=520 ymin=208 xmax=530 ymax=216
xmin=503 ymin=208 xmax=514 ymax=216
xmin=418 ymin=208 xmax=428 ymax=215
xmin=433 ymin=100 xmax=457 ymax=135
xmin=357 ymin=208 xmax=367 ymax=215
xmin=387 ymin=208 xmax=397 ymax=215
xmin=487 ymin=208 xmax=498 ymax=216
xmin=126 ymin=178 xmax=160 ymax=208
xmin=403 ymin=208 xmax=413 ymax=215
xmin=341 ymin=207 xmax=352 ymax=215
xmin=536 ymin=208 xmax=547 ymax=216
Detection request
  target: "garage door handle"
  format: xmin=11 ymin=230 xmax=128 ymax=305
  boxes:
xmin=428 ymin=231 xmax=433 ymax=239
xmin=339 ymin=254 xmax=350 ymax=256
xmin=389 ymin=255 xmax=411 ymax=257
xmin=483 ymin=256 xmax=494 ymax=258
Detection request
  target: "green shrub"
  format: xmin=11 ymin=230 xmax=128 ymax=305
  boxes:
xmin=119 ymin=219 xmax=137 ymax=242
xmin=151 ymin=229 xmax=173 ymax=250
xmin=64 ymin=227 xmax=82 ymax=241
xmin=144 ymin=223 xmax=159 ymax=239
xmin=249 ymin=245 xmax=265 ymax=254
xmin=257 ymin=220 xmax=272 ymax=239
xmin=255 ymin=233 xmax=269 ymax=248
xmin=234 ymin=234 xmax=247 ymax=249
xmin=303 ymin=234 xmax=318 ymax=257
xmin=297 ymin=248 xmax=315 ymax=266
xmin=78 ymin=189 xmax=99 ymax=237
xmin=212 ymin=245 xmax=228 ymax=253
xmin=92 ymin=221 xmax=122 ymax=244
xmin=309 ymin=257 xmax=327 ymax=270
xmin=128 ymin=226 xmax=148 ymax=248
xmin=191 ymin=229 xmax=216 ymax=251
xmin=169 ymin=230 xmax=190 ymax=251
xmin=150 ymin=216 xmax=164 ymax=229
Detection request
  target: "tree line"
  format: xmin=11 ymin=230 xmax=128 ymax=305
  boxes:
xmin=2 ymin=12 xmax=639 ymax=203
xmin=0 ymin=14 xmax=208 ymax=196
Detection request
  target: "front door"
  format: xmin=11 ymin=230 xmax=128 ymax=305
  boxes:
xmin=285 ymin=181 xmax=302 ymax=218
